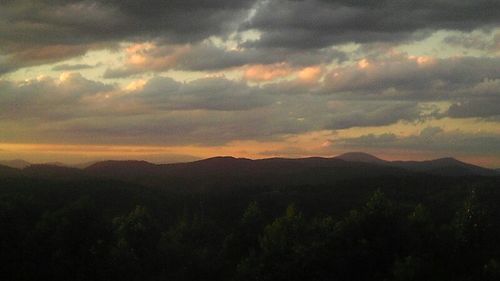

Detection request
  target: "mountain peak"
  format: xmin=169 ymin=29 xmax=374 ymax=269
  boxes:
xmin=432 ymin=157 xmax=462 ymax=164
xmin=334 ymin=152 xmax=387 ymax=164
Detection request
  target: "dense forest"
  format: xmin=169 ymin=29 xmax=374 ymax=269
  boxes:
xmin=1 ymin=155 xmax=500 ymax=281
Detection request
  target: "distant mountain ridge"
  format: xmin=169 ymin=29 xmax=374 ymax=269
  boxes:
xmin=333 ymin=152 xmax=496 ymax=176
xmin=1 ymin=153 xmax=498 ymax=188
xmin=80 ymin=153 xmax=499 ymax=189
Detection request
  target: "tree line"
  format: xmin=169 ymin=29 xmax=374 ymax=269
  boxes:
xmin=2 ymin=182 xmax=500 ymax=281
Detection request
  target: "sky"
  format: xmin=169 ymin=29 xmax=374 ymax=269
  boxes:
xmin=0 ymin=0 xmax=499 ymax=167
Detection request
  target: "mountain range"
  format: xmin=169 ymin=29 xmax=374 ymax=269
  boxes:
xmin=1 ymin=153 xmax=498 ymax=191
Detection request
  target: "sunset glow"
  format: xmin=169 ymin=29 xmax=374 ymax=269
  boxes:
xmin=0 ymin=0 xmax=499 ymax=167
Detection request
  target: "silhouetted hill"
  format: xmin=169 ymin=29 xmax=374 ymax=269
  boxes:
xmin=23 ymin=164 xmax=87 ymax=180
xmin=334 ymin=152 xmax=388 ymax=165
xmin=0 ymin=159 xmax=31 ymax=169
xmin=86 ymin=160 xmax=159 ymax=176
xmin=82 ymin=154 xmax=498 ymax=189
xmin=85 ymin=160 xmax=168 ymax=187
xmin=82 ymin=156 xmax=413 ymax=190
xmin=3 ymin=154 xmax=497 ymax=190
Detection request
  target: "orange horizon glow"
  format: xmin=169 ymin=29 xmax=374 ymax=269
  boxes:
xmin=1 ymin=142 xmax=499 ymax=168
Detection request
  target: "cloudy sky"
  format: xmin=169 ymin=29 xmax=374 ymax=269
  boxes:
xmin=1 ymin=0 xmax=499 ymax=166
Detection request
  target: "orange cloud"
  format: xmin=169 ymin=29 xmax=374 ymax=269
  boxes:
xmin=124 ymin=79 xmax=148 ymax=91
xmin=243 ymin=63 xmax=293 ymax=82
xmin=297 ymin=66 xmax=323 ymax=83
xmin=357 ymin=58 xmax=371 ymax=69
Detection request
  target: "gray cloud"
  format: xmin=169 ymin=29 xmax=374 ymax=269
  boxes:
xmin=103 ymin=43 xmax=347 ymax=78
xmin=2 ymin=0 xmax=499 ymax=74
xmin=177 ymin=44 xmax=347 ymax=71
xmin=447 ymin=98 xmax=500 ymax=118
xmin=443 ymin=31 xmax=500 ymax=53
xmin=326 ymin=101 xmax=421 ymax=129
xmin=2 ymin=55 xmax=499 ymax=147
xmin=0 ymin=74 xmax=273 ymax=122
xmin=0 ymin=0 xmax=255 ymax=73
xmin=102 ymin=67 xmax=143 ymax=79
xmin=128 ymin=76 xmax=271 ymax=111
xmin=0 ymin=0 xmax=255 ymax=46
xmin=336 ymin=126 xmax=500 ymax=156
xmin=448 ymin=76 xmax=500 ymax=120
xmin=0 ymin=44 xmax=93 ymax=75
xmin=323 ymin=56 xmax=500 ymax=100
xmin=0 ymin=73 xmax=113 ymax=119
xmin=52 ymin=63 xmax=97 ymax=71
xmin=1 ymin=105 xmax=312 ymax=146
xmin=244 ymin=0 xmax=500 ymax=49
xmin=319 ymin=56 xmax=500 ymax=120
xmin=0 ymin=72 xmax=439 ymax=145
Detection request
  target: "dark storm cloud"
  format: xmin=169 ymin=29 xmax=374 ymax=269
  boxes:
xmin=3 ymin=0 xmax=499 ymax=51
xmin=2 ymin=0 xmax=499 ymax=74
xmin=0 ymin=0 xmax=254 ymax=46
xmin=0 ymin=0 xmax=255 ymax=73
xmin=243 ymin=0 xmax=500 ymax=49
